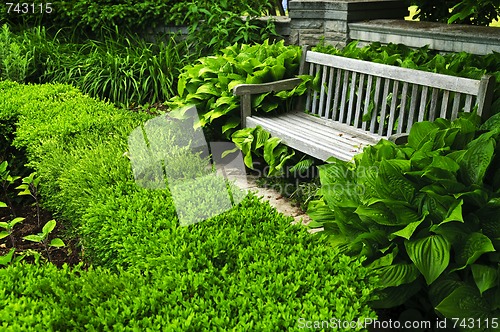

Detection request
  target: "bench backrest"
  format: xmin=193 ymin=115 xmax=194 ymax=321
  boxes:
xmin=302 ymin=51 xmax=496 ymax=138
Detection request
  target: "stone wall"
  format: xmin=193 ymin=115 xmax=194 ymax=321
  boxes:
xmin=349 ymin=19 xmax=500 ymax=55
xmin=288 ymin=0 xmax=408 ymax=47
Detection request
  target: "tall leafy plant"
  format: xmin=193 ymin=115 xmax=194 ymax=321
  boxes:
xmin=308 ymin=112 xmax=500 ymax=323
xmin=166 ymin=40 xmax=303 ymax=138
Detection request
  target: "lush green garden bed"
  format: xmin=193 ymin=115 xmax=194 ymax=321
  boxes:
xmin=0 ymin=81 xmax=378 ymax=330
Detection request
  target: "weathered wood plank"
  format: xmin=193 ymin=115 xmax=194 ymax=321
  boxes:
xmin=451 ymin=92 xmax=462 ymax=120
xmin=406 ymin=84 xmax=419 ymax=131
xmin=378 ymin=78 xmax=391 ymax=136
xmin=324 ymin=67 xmax=335 ymax=119
xmin=332 ymin=68 xmax=343 ymax=121
xmin=339 ymin=70 xmax=350 ymax=122
xmin=362 ymin=75 xmax=373 ymax=131
xmin=440 ymin=90 xmax=450 ymax=118
xmin=318 ymin=65 xmax=329 ymax=117
xmin=370 ymin=77 xmax=382 ymax=133
xmin=418 ymin=86 xmax=429 ymax=122
xmin=233 ymin=77 xmax=303 ymax=95
xmin=354 ymin=73 xmax=366 ymax=128
xmin=386 ymin=80 xmax=400 ymax=137
xmin=311 ymin=64 xmax=320 ymax=115
xmin=429 ymin=88 xmax=439 ymax=121
xmin=346 ymin=71 xmax=358 ymax=125
xmin=397 ymin=82 xmax=409 ymax=134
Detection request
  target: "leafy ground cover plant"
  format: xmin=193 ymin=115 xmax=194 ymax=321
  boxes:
xmin=308 ymin=112 xmax=500 ymax=325
xmin=0 ymin=80 xmax=380 ymax=329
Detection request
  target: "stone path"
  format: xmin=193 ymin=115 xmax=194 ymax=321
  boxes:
xmin=230 ymin=173 xmax=323 ymax=233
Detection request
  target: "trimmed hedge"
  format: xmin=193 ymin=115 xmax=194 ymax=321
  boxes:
xmin=0 ymin=80 xmax=379 ymax=330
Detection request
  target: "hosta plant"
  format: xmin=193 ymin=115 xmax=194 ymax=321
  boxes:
xmin=166 ymin=40 xmax=303 ymax=138
xmin=308 ymin=112 xmax=500 ymax=325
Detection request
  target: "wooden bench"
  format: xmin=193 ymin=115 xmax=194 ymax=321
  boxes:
xmin=233 ymin=48 xmax=496 ymax=161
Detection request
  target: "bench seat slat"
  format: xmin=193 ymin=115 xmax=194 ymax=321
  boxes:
xmin=246 ymin=113 xmax=379 ymax=161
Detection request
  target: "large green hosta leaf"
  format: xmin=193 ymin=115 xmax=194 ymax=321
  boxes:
xmin=370 ymin=280 xmax=422 ymax=309
xmin=435 ymin=285 xmax=493 ymax=320
xmin=376 ymin=160 xmax=415 ymax=202
xmin=455 ymin=232 xmax=495 ymax=270
xmin=405 ymin=234 xmax=451 ymax=285
xmin=459 ymin=138 xmax=496 ymax=186
xmin=407 ymin=121 xmax=440 ymax=150
xmin=471 ymin=264 xmax=498 ymax=295
xmin=377 ymin=263 xmax=420 ymax=289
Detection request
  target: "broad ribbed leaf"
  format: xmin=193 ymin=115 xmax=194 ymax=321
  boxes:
xmin=455 ymin=232 xmax=495 ymax=269
xmin=0 ymin=202 xmax=6 ymax=208
xmin=471 ymin=264 xmax=498 ymax=295
xmin=436 ymin=286 xmax=491 ymax=319
xmin=196 ymin=83 xmax=219 ymax=96
xmin=377 ymin=160 xmax=415 ymax=202
xmin=405 ymin=234 xmax=451 ymax=285
xmin=0 ymin=231 xmax=8 ymax=240
xmin=459 ymin=138 xmax=495 ymax=186
xmin=391 ymin=213 xmax=427 ymax=240
xmin=408 ymin=121 xmax=440 ymax=150
xmin=370 ymin=281 xmax=422 ymax=309
xmin=377 ymin=264 xmax=420 ymax=289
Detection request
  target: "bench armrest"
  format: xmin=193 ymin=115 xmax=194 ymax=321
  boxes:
xmin=389 ymin=133 xmax=408 ymax=145
xmin=233 ymin=77 xmax=303 ymax=127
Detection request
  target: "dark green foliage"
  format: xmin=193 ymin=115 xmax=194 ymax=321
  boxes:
xmin=308 ymin=112 xmax=500 ymax=324
xmin=314 ymin=41 xmax=500 ymax=115
xmin=0 ymin=24 xmax=187 ymax=106
xmin=0 ymin=0 xmax=274 ymax=33
xmin=0 ymin=81 xmax=378 ymax=329
xmin=410 ymin=0 xmax=500 ymax=26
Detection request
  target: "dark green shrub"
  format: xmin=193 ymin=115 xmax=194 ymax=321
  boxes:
xmin=308 ymin=112 xmax=500 ymax=323
xmin=0 ymin=0 xmax=274 ymax=33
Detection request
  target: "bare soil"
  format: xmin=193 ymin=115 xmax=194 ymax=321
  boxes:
xmin=0 ymin=201 xmax=81 ymax=267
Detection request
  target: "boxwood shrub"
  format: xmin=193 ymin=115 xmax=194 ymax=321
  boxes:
xmin=0 ymin=81 xmax=379 ymax=329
